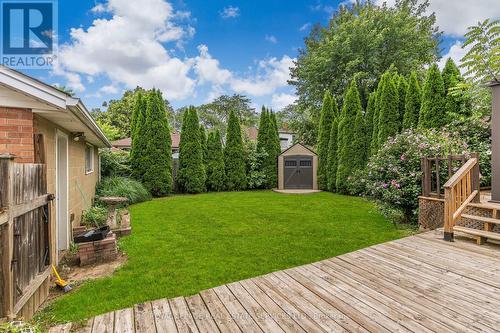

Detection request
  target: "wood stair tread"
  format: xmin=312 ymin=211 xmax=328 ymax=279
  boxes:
xmin=454 ymin=226 xmax=500 ymax=240
xmin=468 ymin=202 xmax=500 ymax=210
xmin=461 ymin=214 xmax=500 ymax=225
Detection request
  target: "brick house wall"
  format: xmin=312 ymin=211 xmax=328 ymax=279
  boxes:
xmin=0 ymin=107 xmax=35 ymax=163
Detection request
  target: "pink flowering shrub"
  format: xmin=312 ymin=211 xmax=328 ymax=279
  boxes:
xmin=347 ymin=129 xmax=468 ymax=223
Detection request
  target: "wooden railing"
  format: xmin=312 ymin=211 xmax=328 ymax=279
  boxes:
xmin=443 ymin=157 xmax=480 ymax=241
xmin=421 ymin=154 xmax=475 ymax=198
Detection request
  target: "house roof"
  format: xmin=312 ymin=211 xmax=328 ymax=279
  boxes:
xmin=0 ymin=65 xmax=111 ymax=148
xmin=244 ymin=126 xmax=296 ymax=141
xmin=244 ymin=126 xmax=259 ymax=141
xmin=112 ymin=132 xmax=180 ymax=149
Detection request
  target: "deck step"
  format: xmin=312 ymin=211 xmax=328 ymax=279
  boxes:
xmin=454 ymin=226 xmax=500 ymax=243
xmin=467 ymin=202 xmax=500 ymax=210
xmin=461 ymin=214 xmax=500 ymax=225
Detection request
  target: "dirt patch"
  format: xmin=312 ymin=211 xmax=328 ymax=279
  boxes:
xmin=44 ymin=253 xmax=127 ymax=303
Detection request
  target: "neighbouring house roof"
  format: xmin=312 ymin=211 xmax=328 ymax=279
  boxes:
xmin=244 ymin=126 xmax=259 ymax=141
xmin=244 ymin=126 xmax=296 ymax=141
xmin=0 ymin=65 xmax=111 ymax=148
xmin=112 ymin=132 xmax=180 ymax=149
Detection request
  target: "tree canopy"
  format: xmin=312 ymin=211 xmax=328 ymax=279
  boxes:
xmin=290 ymin=0 xmax=439 ymax=128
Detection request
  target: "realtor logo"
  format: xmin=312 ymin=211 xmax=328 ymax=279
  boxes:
xmin=1 ymin=0 xmax=57 ymax=68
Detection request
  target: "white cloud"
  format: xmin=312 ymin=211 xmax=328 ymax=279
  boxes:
xmin=265 ymin=35 xmax=278 ymax=44
xmin=375 ymin=0 xmax=500 ymax=36
xmin=220 ymin=6 xmax=240 ymax=19
xmin=91 ymin=3 xmax=106 ymax=13
xmin=231 ymin=55 xmax=295 ymax=96
xmin=438 ymin=41 xmax=472 ymax=73
xmin=55 ymin=0 xmax=195 ymax=100
xmin=192 ymin=45 xmax=294 ymax=98
xmin=271 ymin=93 xmax=297 ymax=110
xmin=194 ymin=44 xmax=232 ymax=85
xmin=299 ymin=23 xmax=311 ymax=31
xmin=100 ymin=84 xmax=119 ymax=94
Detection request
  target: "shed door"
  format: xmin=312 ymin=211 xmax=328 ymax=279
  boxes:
xmin=284 ymin=155 xmax=313 ymax=189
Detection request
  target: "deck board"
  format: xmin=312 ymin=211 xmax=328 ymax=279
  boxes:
xmin=49 ymin=232 xmax=500 ymax=332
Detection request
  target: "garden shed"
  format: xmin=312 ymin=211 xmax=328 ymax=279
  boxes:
xmin=277 ymin=143 xmax=318 ymax=190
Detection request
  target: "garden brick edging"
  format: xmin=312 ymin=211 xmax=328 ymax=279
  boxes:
xmin=77 ymin=233 xmax=117 ymax=266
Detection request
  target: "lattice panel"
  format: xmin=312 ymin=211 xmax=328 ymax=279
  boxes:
xmin=418 ymin=198 xmax=444 ymax=230
xmin=458 ymin=206 xmax=500 ymax=233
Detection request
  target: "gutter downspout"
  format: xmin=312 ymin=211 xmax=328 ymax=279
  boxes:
xmin=488 ymin=81 xmax=500 ymax=203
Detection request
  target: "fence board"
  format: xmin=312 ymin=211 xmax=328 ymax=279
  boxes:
xmin=1 ymin=155 xmax=50 ymax=319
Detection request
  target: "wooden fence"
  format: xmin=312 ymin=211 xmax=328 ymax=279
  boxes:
xmin=0 ymin=154 xmax=52 ymax=319
xmin=420 ymin=153 xmax=480 ymax=199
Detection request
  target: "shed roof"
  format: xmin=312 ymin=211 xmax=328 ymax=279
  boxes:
xmin=279 ymin=142 xmax=316 ymax=156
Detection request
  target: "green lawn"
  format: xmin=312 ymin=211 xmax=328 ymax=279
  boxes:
xmin=40 ymin=191 xmax=412 ymax=324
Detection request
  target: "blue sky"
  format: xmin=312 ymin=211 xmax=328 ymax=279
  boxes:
xmin=19 ymin=0 xmax=500 ymax=111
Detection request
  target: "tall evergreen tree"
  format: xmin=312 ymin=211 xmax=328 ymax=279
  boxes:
xmin=336 ymin=80 xmax=365 ymax=193
xmin=266 ymin=111 xmax=281 ymax=188
xmin=419 ymin=64 xmax=446 ymax=128
xmin=130 ymin=91 xmax=148 ymax=181
xmin=317 ymin=91 xmax=335 ymax=190
xmin=206 ymin=130 xmax=225 ymax=191
xmin=326 ymin=117 xmax=339 ymax=192
xmin=403 ymin=71 xmax=422 ymax=129
xmin=441 ymin=58 xmax=461 ymax=93
xmin=224 ymin=110 xmax=247 ymax=190
xmin=364 ymin=92 xmax=376 ymax=155
xmin=370 ymin=74 xmax=386 ymax=155
xmin=177 ymin=107 xmax=206 ymax=193
xmin=441 ymin=58 xmax=471 ymax=119
xmin=199 ymin=125 xmax=208 ymax=164
xmin=141 ymin=90 xmax=173 ymax=196
xmin=256 ymin=108 xmax=271 ymax=188
xmin=377 ymin=72 xmax=400 ymax=146
xmin=397 ymin=76 xmax=408 ymax=121
xmin=256 ymin=107 xmax=270 ymax=155
xmin=130 ymin=91 xmax=143 ymax=140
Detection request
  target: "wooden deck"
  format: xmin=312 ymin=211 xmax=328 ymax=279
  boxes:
xmin=49 ymin=231 xmax=500 ymax=333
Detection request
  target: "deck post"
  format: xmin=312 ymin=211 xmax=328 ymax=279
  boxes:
xmin=489 ymin=82 xmax=500 ymax=203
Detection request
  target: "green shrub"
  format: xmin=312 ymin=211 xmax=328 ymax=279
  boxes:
xmin=96 ymin=177 xmax=152 ymax=206
xmin=100 ymin=150 xmax=131 ymax=178
xmin=445 ymin=117 xmax=491 ymax=187
xmin=0 ymin=322 xmax=41 ymax=333
xmin=348 ymin=129 xmax=468 ymax=223
xmin=82 ymin=206 xmax=108 ymax=228
xmin=245 ymin=139 xmax=267 ymax=189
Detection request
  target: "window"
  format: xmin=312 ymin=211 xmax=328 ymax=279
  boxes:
xmin=300 ymin=160 xmax=312 ymax=167
xmin=285 ymin=160 xmax=297 ymax=167
xmin=85 ymin=144 xmax=94 ymax=174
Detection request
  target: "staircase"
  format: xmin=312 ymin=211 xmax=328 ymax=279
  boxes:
xmin=443 ymin=156 xmax=500 ymax=245
xmin=454 ymin=202 xmax=500 ymax=245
